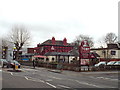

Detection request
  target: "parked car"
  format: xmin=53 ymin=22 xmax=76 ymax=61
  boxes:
xmin=113 ymin=61 xmax=120 ymax=65
xmin=7 ymin=60 xmax=21 ymax=68
xmin=94 ymin=61 xmax=106 ymax=67
xmin=0 ymin=59 xmax=8 ymax=68
xmin=107 ymin=61 xmax=117 ymax=66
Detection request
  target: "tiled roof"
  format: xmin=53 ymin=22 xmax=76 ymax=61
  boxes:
xmin=41 ymin=39 xmax=72 ymax=46
xmin=107 ymin=44 xmax=118 ymax=49
xmin=91 ymin=43 xmax=120 ymax=50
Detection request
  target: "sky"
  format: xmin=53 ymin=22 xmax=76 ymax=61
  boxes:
xmin=0 ymin=0 xmax=119 ymax=48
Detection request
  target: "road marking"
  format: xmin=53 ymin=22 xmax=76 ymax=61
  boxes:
xmin=45 ymin=79 xmax=53 ymax=81
xmin=22 ymin=68 xmax=38 ymax=72
xmin=94 ymin=77 xmax=118 ymax=81
xmin=10 ymin=72 xmax=13 ymax=75
xmin=24 ymin=76 xmax=45 ymax=83
xmin=48 ymin=76 xmax=62 ymax=80
xmin=24 ymin=76 xmax=29 ymax=80
xmin=75 ymin=80 xmax=101 ymax=88
xmin=46 ymin=82 xmax=57 ymax=88
xmin=24 ymin=76 xmax=56 ymax=88
xmin=57 ymin=84 xmax=70 ymax=88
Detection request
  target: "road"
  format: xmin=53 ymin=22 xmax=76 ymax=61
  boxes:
xmin=1 ymin=66 xmax=119 ymax=89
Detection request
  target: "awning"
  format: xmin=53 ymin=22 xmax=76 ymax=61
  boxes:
xmin=33 ymin=55 xmax=46 ymax=58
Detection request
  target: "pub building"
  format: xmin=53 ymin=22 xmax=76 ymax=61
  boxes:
xmin=27 ymin=37 xmax=74 ymax=63
xmin=27 ymin=37 xmax=99 ymax=64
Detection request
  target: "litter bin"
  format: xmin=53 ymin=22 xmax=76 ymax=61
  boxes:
xmin=15 ymin=64 xmax=18 ymax=70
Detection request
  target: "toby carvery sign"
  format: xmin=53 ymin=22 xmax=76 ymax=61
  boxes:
xmin=79 ymin=40 xmax=90 ymax=65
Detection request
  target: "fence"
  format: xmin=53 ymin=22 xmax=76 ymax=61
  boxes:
xmin=18 ymin=61 xmax=120 ymax=71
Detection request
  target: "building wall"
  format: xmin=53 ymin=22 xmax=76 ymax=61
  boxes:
xmin=45 ymin=56 xmax=56 ymax=62
xmin=27 ymin=48 xmax=34 ymax=53
xmin=118 ymin=50 xmax=120 ymax=59
xmin=45 ymin=56 xmax=74 ymax=63
xmin=91 ymin=49 xmax=120 ymax=59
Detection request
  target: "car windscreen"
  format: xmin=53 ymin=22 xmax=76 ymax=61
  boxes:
xmin=107 ymin=61 xmax=116 ymax=65
xmin=114 ymin=61 xmax=120 ymax=65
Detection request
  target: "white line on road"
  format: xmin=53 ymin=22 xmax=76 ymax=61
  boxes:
xmin=24 ymin=76 xmax=56 ymax=88
xmin=45 ymin=79 xmax=53 ymax=81
xmin=75 ymin=80 xmax=101 ymax=88
xmin=10 ymin=72 xmax=13 ymax=75
xmin=24 ymin=76 xmax=45 ymax=83
xmin=48 ymin=76 xmax=62 ymax=80
xmin=46 ymin=82 xmax=57 ymax=88
xmin=91 ymin=76 xmax=118 ymax=81
xmin=57 ymin=84 xmax=70 ymax=88
xmin=24 ymin=76 xmax=29 ymax=80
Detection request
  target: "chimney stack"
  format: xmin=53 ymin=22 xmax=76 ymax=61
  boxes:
xmin=63 ymin=38 xmax=67 ymax=45
xmin=52 ymin=37 xmax=55 ymax=45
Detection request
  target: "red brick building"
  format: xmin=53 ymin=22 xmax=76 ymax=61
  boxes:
xmin=27 ymin=37 xmax=74 ymax=55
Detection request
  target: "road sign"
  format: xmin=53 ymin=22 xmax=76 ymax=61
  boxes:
xmin=79 ymin=40 xmax=90 ymax=59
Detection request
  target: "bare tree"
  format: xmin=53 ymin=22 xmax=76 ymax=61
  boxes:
xmin=73 ymin=34 xmax=94 ymax=48
xmin=101 ymin=32 xmax=118 ymax=62
xmin=97 ymin=37 xmax=107 ymax=48
xmin=104 ymin=32 xmax=117 ymax=44
xmin=8 ymin=25 xmax=31 ymax=60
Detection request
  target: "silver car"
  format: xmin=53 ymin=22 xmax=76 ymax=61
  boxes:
xmin=114 ymin=61 xmax=120 ymax=65
xmin=94 ymin=61 xmax=106 ymax=67
xmin=0 ymin=59 xmax=8 ymax=68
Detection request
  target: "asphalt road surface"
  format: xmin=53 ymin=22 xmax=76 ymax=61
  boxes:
xmin=2 ymin=66 xmax=120 ymax=90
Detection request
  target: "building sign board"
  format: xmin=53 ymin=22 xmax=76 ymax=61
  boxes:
xmin=79 ymin=40 xmax=90 ymax=65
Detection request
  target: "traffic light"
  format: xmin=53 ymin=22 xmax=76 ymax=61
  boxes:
xmin=13 ymin=51 xmax=17 ymax=60
xmin=2 ymin=46 xmax=8 ymax=59
xmin=13 ymin=51 xmax=22 ymax=60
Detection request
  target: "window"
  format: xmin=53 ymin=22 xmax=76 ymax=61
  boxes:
xmin=111 ymin=51 xmax=116 ymax=55
xmin=52 ymin=57 xmax=54 ymax=61
xmin=46 ymin=58 xmax=49 ymax=61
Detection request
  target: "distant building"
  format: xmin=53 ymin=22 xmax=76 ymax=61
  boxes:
xmin=91 ymin=43 xmax=120 ymax=61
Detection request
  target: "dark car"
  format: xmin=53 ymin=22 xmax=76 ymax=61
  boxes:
xmin=7 ymin=60 xmax=21 ymax=68
xmin=0 ymin=59 xmax=8 ymax=68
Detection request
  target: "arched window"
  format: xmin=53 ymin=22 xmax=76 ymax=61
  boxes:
xmin=46 ymin=58 xmax=49 ymax=61
xmin=52 ymin=57 xmax=55 ymax=61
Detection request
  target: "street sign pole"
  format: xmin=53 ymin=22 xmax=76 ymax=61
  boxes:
xmin=79 ymin=40 xmax=90 ymax=71
xmin=79 ymin=46 xmax=81 ymax=71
